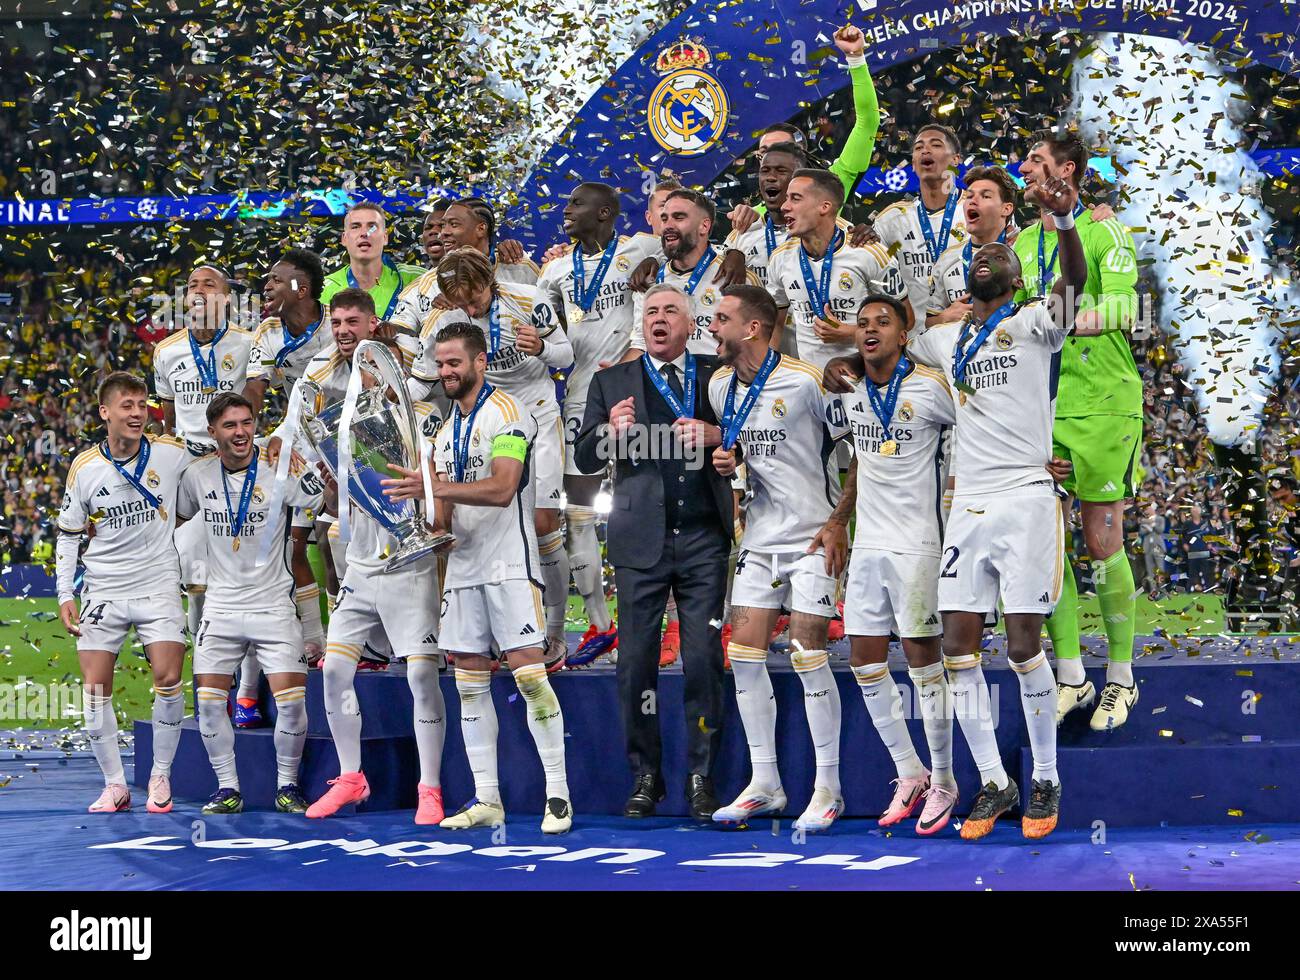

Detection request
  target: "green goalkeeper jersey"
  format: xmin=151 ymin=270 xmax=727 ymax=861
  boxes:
xmin=321 ymin=257 xmax=427 ymax=322
xmin=1013 ymin=209 xmax=1142 ymax=418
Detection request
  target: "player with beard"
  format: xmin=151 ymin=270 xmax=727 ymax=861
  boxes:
xmin=903 ymin=173 xmax=1089 ymax=839
xmin=537 ymin=182 xmax=662 ymax=665
xmin=153 ymin=264 xmax=253 ymax=667
xmin=242 ymin=249 xmax=332 ymax=702
xmin=767 ymin=169 xmax=908 ymax=373
xmin=1015 ymin=133 xmax=1143 ymax=731
xmin=177 ymin=392 xmax=330 ymax=814
xmin=320 ymin=203 xmax=426 ymax=329
xmin=629 ymin=190 xmax=761 ymax=357
xmin=412 ymin=249 xmax=573 ymax=669
xmin=707 ymin=285 xmax=850 ymax=832
xmin=384 ymin=322 xmax=572 ymax=834
xmin=56 ymin=373 xmax=194 ymax=814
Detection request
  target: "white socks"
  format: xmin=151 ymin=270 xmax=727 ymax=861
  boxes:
xmin=538 ymin=529 xmax=570 ymax=642
xmin=852 ymin=662 xmax=926 ymax=780
xmin=908 ymin=661 xmax=954 ymax=788
xmin=406 ymin=655 xmax=445 ymax=787
xmin=945 ymin=653 xmax=1009 ymax=790
xmin=237 ymin=649 xmax=261 ymax=702
xmin=272 ymin=685 xmax=307 ymax=787
xmin=729 ymin=643 xmax=780 ymax=790
xmin=185 ymin=591 xmax=204 ymax=643
xmin=455 ymin=668 xmax=501 ymax=805
xmin=792 ymin=648 xmax=841 ymax=796
xmin=295 ymin=584 xmax=325 ymax=649
xmin=196 ymin=686 xmax=239 ymax=789
xmin=1055 ymin=655 xmax=1086 ymax=686
xmin=513 ymin=663 xmax=569 ymax=801
xmin=84 ymin=689 xmax=125 ymax=786
xmin=565 ymin=506 xmax=610 ymax=632
xmin=150 ymin=682 xmax=185 ymax=778
xmin=1012 ymin=651 xmax=1059 ymax=785
xmin=322 ymin=642 xmax=363 ymax=773
xmin=1106 ymin=659 xmax=1134 ymax=687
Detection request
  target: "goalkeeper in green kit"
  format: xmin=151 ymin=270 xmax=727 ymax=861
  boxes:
xmin=1014 ymin=133 xmax=1143 ymax=731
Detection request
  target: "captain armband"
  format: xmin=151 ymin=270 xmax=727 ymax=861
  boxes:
xmin=491 ymin=433 xmax=529 ymax=463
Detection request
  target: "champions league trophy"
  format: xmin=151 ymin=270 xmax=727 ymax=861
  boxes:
xmin=301 ymin=339 xmax=451 ymax=572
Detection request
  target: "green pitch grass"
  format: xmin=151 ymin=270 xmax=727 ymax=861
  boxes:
xmin=0 ymin=591 xmax=1237 ymax=728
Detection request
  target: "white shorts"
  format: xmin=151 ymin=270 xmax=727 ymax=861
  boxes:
xmin=439 ymin=578 xmax=545 ymax=657
xmin=844 ymin=548 xmax=941 ymax=638
xmin=330 ymin=560 xmax=441 ymax=661
xmin=533 ymin=411 xmax=565 ymax=509
xmin=195 ymin=604 xmax=307 ymax=676
xmin=175 ymin=517 xmax=207 ymax=588
xmin=938 ymin=485 xmax=1066 ymax=616
xmin=75 ymin=592 xmax=186 ymax=654
xmin=731 ymin=549 xmax=839 ymax=618
xmin=563 ymin=402 xmax=595 ymax=479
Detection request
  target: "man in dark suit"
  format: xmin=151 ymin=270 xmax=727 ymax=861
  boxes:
xmin=573 ymin=283 xmax=733 ymax=819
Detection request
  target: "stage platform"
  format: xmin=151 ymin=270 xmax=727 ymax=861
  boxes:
xmin=132 ymin=634 xmax=1300 ymax=831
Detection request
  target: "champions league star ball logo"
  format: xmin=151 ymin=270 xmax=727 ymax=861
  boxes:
xmin=884 ymin=167 xmax=909 ymax=192
xmin=647 ymin=39 xmax=729 ymax=157
xmin=137 ymin=197 xmax=158 ymax=220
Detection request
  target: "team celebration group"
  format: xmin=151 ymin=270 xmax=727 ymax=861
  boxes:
xmin=56 ymin=24 xmax=1146 ymax=842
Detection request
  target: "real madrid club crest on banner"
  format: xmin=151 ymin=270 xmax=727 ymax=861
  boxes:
xmin=647 ymin=38 xmax=729 ymax=157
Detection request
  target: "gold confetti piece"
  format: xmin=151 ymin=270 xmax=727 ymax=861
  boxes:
xmin=1227 ymin=809 xmax=1244 ymax=817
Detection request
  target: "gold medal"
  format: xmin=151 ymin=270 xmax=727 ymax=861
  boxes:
xmin=158 ymin=505 xmax=168 ymax=521
xmin=879 ymin=439 xmax=898 ymax=456
xmin=232 ymin=536 xmax=241 ymax=553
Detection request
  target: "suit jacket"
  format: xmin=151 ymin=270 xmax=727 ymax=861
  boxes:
xmin=573 ymin=353 xmax=734 ymax=569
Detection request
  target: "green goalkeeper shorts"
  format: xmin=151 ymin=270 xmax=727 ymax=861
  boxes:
xmin=1051 ymin=415 xmax=1144 ymax=502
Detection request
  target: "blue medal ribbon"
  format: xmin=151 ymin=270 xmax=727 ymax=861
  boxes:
xmin=348 ymin=254 xmax=402 ymax=321
xmin=797 ymin=228 xmax=844 ymax=316
xmin=866 ymin=356 xmax=911 ymax=444
xmin=721 ymin=348 xmax=781 ymax=450
xmin=952 ymin=301 xmax=1017 ymax=389
xmin=917 ymin=192 xmax=960 ymax=263
xmin=274 ymin=307 xmax=323 ymax=368
xmin=1036 ymin=199 xmax=1086 ymax=292
xmin=641 ymin=353 xmax=696 ymax=420
xmin=573 ymin=236 xmax=618 ymax=313
xmin=657 ymin=245 xmax=716 ymax=296
xmin=99 ymin=438 xmax=161 ymax=509
xmin=487 ymin=295 xmax=501 ymax=357
xmin=188 ymin=325 xmax=229 ymax=393
xmin=763 ymin=215 xmax=779 ymax=259
xmin=222 ymin=451 xmax=259 ymax=548
xmin=960 ymin=226 xmax=1009 ymax=282
xmin=452 ymin=382 xmax=493 ymax=483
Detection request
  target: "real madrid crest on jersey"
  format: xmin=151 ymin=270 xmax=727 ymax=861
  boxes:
xmin=252 ymin=485 xmax=266 ymax=506
xmin=701 ymin=287 xmax=717 ymax=307
xmin=615 ymin=254 xmax=631 ymax=273
xmin=647 ymin=39 xmax=729 ymax=157
xmin=898 ymin=401 xmax=914 ymax=423
xmin=221 ymin=353 xmax=235 ymax=372
xmin=771 ymin=397 xmax=787 ymax=419
xmin=146 ymin=469 xmax=161 ymax=489
xmin=995 ymin=328 xmax=1013 ymax=351
xmin=838 ymin=271 xmax=853 ymax=292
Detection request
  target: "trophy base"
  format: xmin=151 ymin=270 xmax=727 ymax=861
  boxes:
xmin=383 ymin=532 xmax=455 ymax=573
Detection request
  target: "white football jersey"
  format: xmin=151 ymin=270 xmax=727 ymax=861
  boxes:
xmin=536 ymin=234 xmax=660 ymax=406
xmin=414 ymin=283 xmax=566 ymax=424
xmin=56 ymin=434 xmax=192 ymax=600
xmin=246 ymin=307 xmax=334 ymax=389
xmin=153 ymin=326 xmax=254 ymax=452
xmin=707 ymin=354 xmax=848 ymax=554
xmin=907 ymin=300 xmax=1067 ymax=496
xmin=767 ymin=236 xmax=907 ymax=374
xmin=177 ymin=447 xmax=325 ymax=610
xmin=630 ymin=247 xmax=759 ymax=357
xmin=873 ymin=198 xmax=969 ymax=327
xmin=838 ymin=364 xmax=955 ymax=556
xmin=925 ymin=240 xmax=970 ymax=320
xmin=725 ymin=215 xmax=850 ymax=288
xmin=433 ymin=387 xmax=541 ymax=588
xmin=391 ymin=259 xmax=540 ymax=333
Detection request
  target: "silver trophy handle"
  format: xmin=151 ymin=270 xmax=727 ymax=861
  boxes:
xmin=352 ymin=340 xmax=420 ymax=466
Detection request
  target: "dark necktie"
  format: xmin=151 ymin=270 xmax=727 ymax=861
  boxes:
xmin=661 ymin=362 xmax=684 ymax=402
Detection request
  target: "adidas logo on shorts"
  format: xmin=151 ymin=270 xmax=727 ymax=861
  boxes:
xmin=1100 ymin=480 xmax=1117 ymax=493
xmin=818 ymin=595 xmax=834 ymax=607
xmin=925 ymin=614 xmax=939 ymax=626
xmin=519 ymin=623 xmax=537 ymax=637
xmin=421 ymin=631 xmax=437 ymax=645
xmin=1039 ymin=592 xmax=1051 ymax=603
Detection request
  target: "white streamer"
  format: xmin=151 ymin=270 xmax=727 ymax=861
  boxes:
xmin=255 ymin=381 xmax=310 ymax=568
